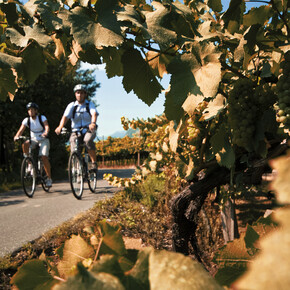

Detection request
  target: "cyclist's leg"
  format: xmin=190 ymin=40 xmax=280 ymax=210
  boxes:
xmin=22 ymin=140 xmax=31 ymax=155
xmin=84 ymin=131 xmax=97 ymax=164
xmin=69 ymin=133 xmax=78 ymax=153
xmin=39 ymin=139 xmax=52 ymax=180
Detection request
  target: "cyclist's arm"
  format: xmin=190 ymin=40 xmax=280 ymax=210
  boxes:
xmin=14 ymin=124 xmax=26 ymax=141
xmin=42 ymin=120 xmax=50 ymax=137
xmin=55 ymin=116 xmax=69 ymax=135
xmin=89 ymin=111 xmax=98 ymax=132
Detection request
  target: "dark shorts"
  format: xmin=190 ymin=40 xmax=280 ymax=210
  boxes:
xmin=70 ymin=131 xmax=96 ymax=152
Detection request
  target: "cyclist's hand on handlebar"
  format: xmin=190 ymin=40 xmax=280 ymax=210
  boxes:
xmin=55 ymin=126 xmax=62 ymax=135
xmin=14 ymin=136 xmax=19 ymax=142
xmin=89 ymin=123 xmax=97 ymax=132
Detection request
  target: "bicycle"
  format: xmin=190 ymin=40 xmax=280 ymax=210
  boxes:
xmin=61 ymin=128 xmax=98 ymax=199
xmin=16 ymin=136 xmax=50 ymax=198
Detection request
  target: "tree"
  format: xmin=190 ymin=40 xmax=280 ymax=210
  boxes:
xmin=0 ymin=0 xmax=289 ymax=259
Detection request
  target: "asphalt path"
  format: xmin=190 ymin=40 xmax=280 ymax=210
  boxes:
xmin=0 ymin=168 xmax=135 ymax=258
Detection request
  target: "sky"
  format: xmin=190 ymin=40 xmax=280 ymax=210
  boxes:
xmin=82 ymin=0 xmax=261 ymax=138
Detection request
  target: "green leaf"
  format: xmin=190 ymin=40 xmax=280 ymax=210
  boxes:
xmin=57 ymin=234 xmax=95 ymax=278
xmin=11 ymin=259 xmax=58 ymax=290
xmin=144 ymin=1 xmax=177 ymax=49
xmin=208 ymin=0 xmax=223 ymax=12
xmin=21 ymin=43 xmax=47 ymax=84
xmin=210 ymin=126 xmax=228 ymax=154
xmin=69 ymin=6 xmax=124 ymax=49
xmin=116 ymin=4 xmax=150 ymax=39
xmin=98 ymin=220 xmax=127 ymax=256
xmin=222 ymin=0 xmax=245 ymax=34
xmin=54 ymin=263 xmax=125 ymax=290
xmin=244 ymin=225 xmax=260 ymax=255
xmin=91 ymin=255 xmax=124 ymax=280
xmin=0 ymin=52 xmax=22 ymax=70
xmin=149 ymin=249 xmax=223 ymax=289
xmin=36 ymin=2 xmax=63 ymax=33
xmin=165 ymin=42 xmax=221 ymax=120
xmin=244 ymin=24 xmax=261 ymax=54
xmin=1 ymin=2 xmax=18 ymax=25
xmin=0 ymin=68 xmax=18 ymax=101
xmin=243 ymin=5 xmax=273 ymax=27
xmin=202 ymin=94 xmax=226 ymax=121
xmin=6 ymin=24 xmax=52 ymax=48
xmin=101 ymin=47 xmax=124 ymax=78
xmin=121 ymin=48 xmax=163 ymax=106
xmin=214 ymin=264 xmax=247 ymax=287
xmin=125 ymin=248 xmax=151 ymax=290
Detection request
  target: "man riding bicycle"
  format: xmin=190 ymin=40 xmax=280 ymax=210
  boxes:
xmin=55 ymin=84 xmax=99 ymax=168
xmin=14 ymin=102 xmax=52 ymax=187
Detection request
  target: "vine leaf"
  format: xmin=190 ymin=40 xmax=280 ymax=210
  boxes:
xmin=202 ymin=94 xmax=225 ymax=121
xmin=55 ymin=263 xmax=125 ymax=290
xmin=1 ymin=2 xmax=18 ymax=25
xmin=116 ymin=4 xmax=150 ymax=39
xmin=235 ymin=154 xmax=290 ymax=288
xmin=149 ymin=250 xmax=223 ymax=289
xmin=222 ymin=0 xmax=245 ymax=34
xmin=57 ymin=234 xmax=95 ymax=278
xmin=270 ymin=153 xmax=290 ymax=205
xmin=91 ymin=255 xmax=125 ymax=281
xmin=146 ymin=51 xmax=170 ymax=79
xmin=21 ymin=43 xmax=48 ymax=84
xmin=210 ymin=126 xmax=235 ymax=169
xmin=69 ymin=6 xmax=124 ymax=50
xmin=208 ymin=0 xmax=223 ymax=12
xmin=121 ymin=48 xmax=163 ymax=106
xmin=11 ymin=259 xmax=57 ymax=290
xmin=6 ymin=24 xmax=52 ymax=48
xmin=101 ymin=47 xmax=124 ymax=78
xmin=98 ymin=220 xmax=127 ymax=256
xmin=144 ymin=1 xmax=177 ymax=49
xmin=0 ymin=68 xmax=18 ymax=101
xmin=165 ymin=42 xmax=221 ymax=121
xmin=243 ymin=6 xmax=273 ymax=27
xmin=125 ymin=248 xmax=151 ymax=289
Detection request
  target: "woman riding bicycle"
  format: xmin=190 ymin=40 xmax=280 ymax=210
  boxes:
xmin=55 ymin=84 xmax=99 ymax=169
xmin=14 ymin=102 xmax=52 ymax=187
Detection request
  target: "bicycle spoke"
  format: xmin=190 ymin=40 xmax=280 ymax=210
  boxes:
xmin=21 ymin=157 xmax=36 ymax=198
xmin=88 ymin=164 xmax=98 ymax=193
xmin=69 ymin=153 xmax=83 ymax=199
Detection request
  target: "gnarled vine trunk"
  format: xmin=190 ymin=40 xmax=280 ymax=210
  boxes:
xmin=170 ymin=167 xmax=230 ymax=261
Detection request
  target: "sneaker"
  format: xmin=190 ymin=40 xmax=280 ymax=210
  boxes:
xmin=46 ymin=178 xmax=52 ymax=187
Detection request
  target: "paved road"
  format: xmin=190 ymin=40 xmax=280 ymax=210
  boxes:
xmin=0 ymin=168 xmax=135 ymax=257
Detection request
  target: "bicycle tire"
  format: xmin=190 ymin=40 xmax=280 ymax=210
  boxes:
xmin=39 ymin=159 xmax=50 ymax=192
xmin=21 ymin=157 xmax=36 ymax=198
xmin=88 ymin=162 xmax=98 ymax=193
xmin=68 ymin=152 xmax=84 ymax=199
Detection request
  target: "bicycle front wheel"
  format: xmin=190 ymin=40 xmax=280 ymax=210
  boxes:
xmin=39 ymin=159 xmax=50 ymax=192
xmin=21 ymin=157 xmax=36 ymax=198
xmin=68 ymin=152 xmax=84 ymax=199
xmin=88 ymin=163 xmax=98 ymax=193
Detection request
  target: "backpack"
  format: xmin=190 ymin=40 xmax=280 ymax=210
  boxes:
xmin=72 ymin=101 xmax=91 ymax=119
xmin=27 ymin=115 xmax=45 ymax=132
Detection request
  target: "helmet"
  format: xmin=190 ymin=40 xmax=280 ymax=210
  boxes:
xmin=73 ymin=84 xmax=87 ymax=93
xmin=26 ymin=102 xmax=39 ymax=110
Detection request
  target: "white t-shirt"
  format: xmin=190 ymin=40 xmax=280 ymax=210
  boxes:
xmin=22 ymin=115 xmax=47 ymax=141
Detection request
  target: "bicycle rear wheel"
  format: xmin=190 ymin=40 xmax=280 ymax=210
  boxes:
xmin=68 ymin=152 xmax=84 ymax=199
xmin=88 ymin=162 xmax=98 ymax=193
xmin=21 ymin=157 xmax=36 ymax=198
xmin=39 ymin=159 xmax=50 ymax=192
